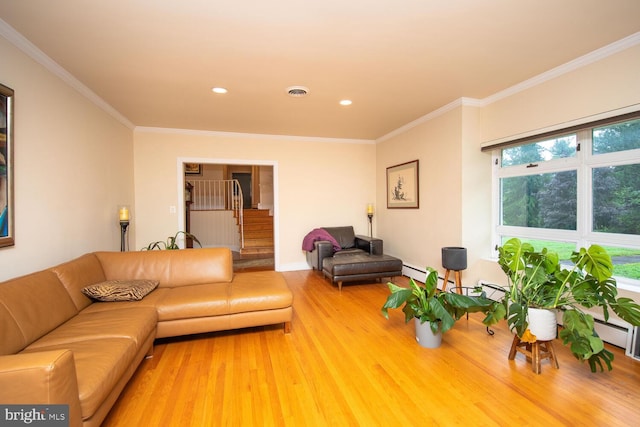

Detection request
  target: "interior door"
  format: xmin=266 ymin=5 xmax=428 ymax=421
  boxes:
xmin=232 ymin=172 xmax=252 ymax=209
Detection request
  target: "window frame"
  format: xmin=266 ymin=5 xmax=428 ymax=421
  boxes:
xmin=491 ymin=117 xmax=640 ymax=288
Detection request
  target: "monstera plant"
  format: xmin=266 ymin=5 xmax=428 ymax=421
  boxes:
xmin=497 ymin=238 xmax=640 ymax=372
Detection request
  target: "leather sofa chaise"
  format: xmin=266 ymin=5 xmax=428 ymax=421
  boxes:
xmin=305 ymin=226 xmax=403 ymax=290
xmin=0 ymin=247 xmax=292 ymax=427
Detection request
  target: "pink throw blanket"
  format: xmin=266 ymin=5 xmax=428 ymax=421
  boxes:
xmin=302 ymin=228 xmax=341 ymax=252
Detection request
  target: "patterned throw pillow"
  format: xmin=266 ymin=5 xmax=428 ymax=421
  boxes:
xmin=82 ymin=279 xmax=159 ymax=302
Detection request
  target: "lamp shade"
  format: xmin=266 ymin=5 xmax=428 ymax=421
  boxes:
xmin=118 ymin=206 xmax=130 ymax=222
xmin=367 ymin=203 xmax=374 ymax=215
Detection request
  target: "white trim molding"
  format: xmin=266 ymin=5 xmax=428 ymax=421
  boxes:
xmin=176 ymin=157 xmax=280 ymax=270
xmin=482 ymin=31 xmax=640 ymax=106
xmin=377 ymin=32 xmax=640 ymax=144
xmin=0 ymin=18 xmax=134 ymax=129
xmin=136 ymin=126 xmax=375 ymax=145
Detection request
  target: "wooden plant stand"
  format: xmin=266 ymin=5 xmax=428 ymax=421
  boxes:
xmin=508 ymin=335 xmax=559 ymax=374
xmin=442 ymin=268 xmax=462 ymax=293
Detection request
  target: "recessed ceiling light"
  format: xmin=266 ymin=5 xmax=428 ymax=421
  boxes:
xmin=212 ymin=87 xmax=228 ymax=94
xmin=339 ymin=99 xmax=352 ymax=106
xmin=286 ymin=86 xmax=310 ymax=97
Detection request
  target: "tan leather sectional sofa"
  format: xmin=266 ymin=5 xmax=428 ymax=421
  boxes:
xmin=0 ymin=248 xmax=292 ymax=427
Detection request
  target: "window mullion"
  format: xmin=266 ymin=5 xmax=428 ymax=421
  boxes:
xmin=494 ymin=115 xmax=640 ymax=288
xmin=577 ymin=129 xmax=590 ymax=248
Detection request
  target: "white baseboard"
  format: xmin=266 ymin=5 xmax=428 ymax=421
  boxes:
xmin=278 ymin=261 xmax=311 ymax=272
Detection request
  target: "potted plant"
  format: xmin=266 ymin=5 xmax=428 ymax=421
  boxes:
xmin=142 ymin=231 xmax=201 ymax=250
xmin=497 ymin=237 xmax=640 ymax=372
xmin=381 ymin=267 xmax=501 ymax=348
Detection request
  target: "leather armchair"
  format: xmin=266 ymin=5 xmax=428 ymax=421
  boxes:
xmin=305 ymin=226 xmax=383 ymax=270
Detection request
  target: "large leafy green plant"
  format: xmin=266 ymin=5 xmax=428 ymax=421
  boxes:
xmin=382 ymin=267 xmax=500 ymax=334
xmin=498 ymin=237 xmax=640 ymax=372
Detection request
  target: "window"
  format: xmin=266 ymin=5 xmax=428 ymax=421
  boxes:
xmin=501 ymin=171 xmax=577 ymax=230
xmin=501 ymin=135 xmax=577 ymax=167
xmin=493 ymin=116 xmax=640 ymax=286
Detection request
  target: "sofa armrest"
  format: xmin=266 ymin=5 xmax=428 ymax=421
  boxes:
xmin=355 ymin=235 xmax=383 ymax=255
xmin=0 ymin=350 xmax=83 ymax=427
xmin=305 ymin=240 xmax=336 ymax=270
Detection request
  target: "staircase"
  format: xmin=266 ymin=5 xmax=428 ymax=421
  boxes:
xmin=238 ymin=209 xmax=274 ymax=255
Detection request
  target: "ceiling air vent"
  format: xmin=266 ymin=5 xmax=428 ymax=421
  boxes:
xmin=286 ymin=86 xmax=309 ymax=97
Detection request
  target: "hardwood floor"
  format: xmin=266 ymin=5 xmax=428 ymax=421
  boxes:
xmin=102 ymin=271 xmax=640 ymax=426
xmin=232 ymin=251 xmax=274 ymax=272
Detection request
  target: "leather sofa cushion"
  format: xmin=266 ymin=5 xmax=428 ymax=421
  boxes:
xmin=0 ymin=349 xmax=82 ymax=422
xmin=26 ymin=307 xmax=157 ymax=350
xmin=156 ymin=283 xmax=230 ymax=320
xmin=22 ymin=337 xmax=139 ymax=419
xmin=0 ymin=304 xmax=23 ymax=356
xmin=324 ymin=253 xmax=403 ymax=275
xmin=229 ymin=271 xmax=293 ymax=314
xmin=51 ymin=253 xmax=107 ymax=311
xmin=95 ymin=247 xmax=233 ymax=288
xmin=323 ymin=226 xmax=356 ymax=249
xmin=0 ymin=270 xmax=78 ymax=355
xmin=333 ymin=248 xmax=366 ymax=257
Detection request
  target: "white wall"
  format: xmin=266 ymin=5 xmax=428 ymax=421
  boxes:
xmin=2 ymin=26 xmax=638 ymax=299
xmin=375 ymin=42 xmax=640 ymax=300
xmin=475 ymin=43 xmax=640 ymax=288
xmin=376 ymin=106 xmax=465 ymax=276
xmin=133 ymin=130 xmax=376 ymax=271
xmin=460 ymin=105 xmax=493 ymax=279
xmin=480 ymin=45 xmax=640 ymax=145
xmin=0 ymin=36 xmax=134 ymax=281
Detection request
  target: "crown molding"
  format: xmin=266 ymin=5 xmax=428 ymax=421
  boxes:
xmin=376 ymin=97 xmax=482 ymax=143
xmin=2 ymin=16 xmax=638 ymax=141
xmin=0 ymin=18 xmax=134 ymax=129
xmin=481 ymin=31 xmax=640 ymax=106
xmin=135 ymin=126 xmax=375 ymax=144
xmin=377 ymin=31 xmax=640 ymax=142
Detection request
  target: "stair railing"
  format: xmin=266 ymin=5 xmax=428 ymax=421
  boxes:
xmin=187 ymin=179 xmax=244 ymax=250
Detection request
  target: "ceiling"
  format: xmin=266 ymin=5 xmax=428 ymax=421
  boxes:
xmin=1 ymin=0 xmax=639 ymax=140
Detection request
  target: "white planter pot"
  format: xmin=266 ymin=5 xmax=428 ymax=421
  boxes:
xmin=527 ymin=308 xmax=557 ymax=341
xmin=414 ymin=318 xmax=442 ymax=348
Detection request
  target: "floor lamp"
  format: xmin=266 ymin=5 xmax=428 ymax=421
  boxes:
xmin=119 ymin=206 xmax=130 ymax=252
xmin=367 ymin=203 xmax=374 ymax=238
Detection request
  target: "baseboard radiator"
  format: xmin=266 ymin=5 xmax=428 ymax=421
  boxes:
xmin=632 ymin=327 xmax=640 ymax=361
xmin=401 ymin=265 xmax=637 ymax=357
xmin=401 ymin=264 xmax=428 ymax=284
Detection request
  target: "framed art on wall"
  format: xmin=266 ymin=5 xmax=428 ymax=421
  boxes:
xmin=184 ymin=163 xmax=201 ymax=175
xmin=386 ymin=160 xmax=419 ymax=209
xmin=0 ymin=83 xmax=14 ymax=248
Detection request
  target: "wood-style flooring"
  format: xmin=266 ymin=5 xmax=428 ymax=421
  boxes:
xmin=102 ymin=271 xmax=640 ymax=426
xmin=232 ymin=251 xmax=274 ymax=272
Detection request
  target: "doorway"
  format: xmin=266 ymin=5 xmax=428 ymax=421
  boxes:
xmin=179 ymin=160 xmax=277 ymax=270
xmin=232 ymin=172 xmax=252 ymax=209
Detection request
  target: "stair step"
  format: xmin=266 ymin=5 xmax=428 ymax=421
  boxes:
xmin=236 ymin=216 xmax=273 ymax=227
xmin=240 ymin=246 xmax=274 ymax=255
xmin=244 ymin=237 xmax=274 ymax=247
xmin=232 ymin=209 xmax=274 ymax=255
xmin=242 ymin=209 xmax=271 ymax=216
xmin=243 ymin=229 xmax=273 ymax=238
xmin=244 ymin=222 xmax=273 ymax=230
xmin=237 ymin=209 xmax=271 ymax=218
